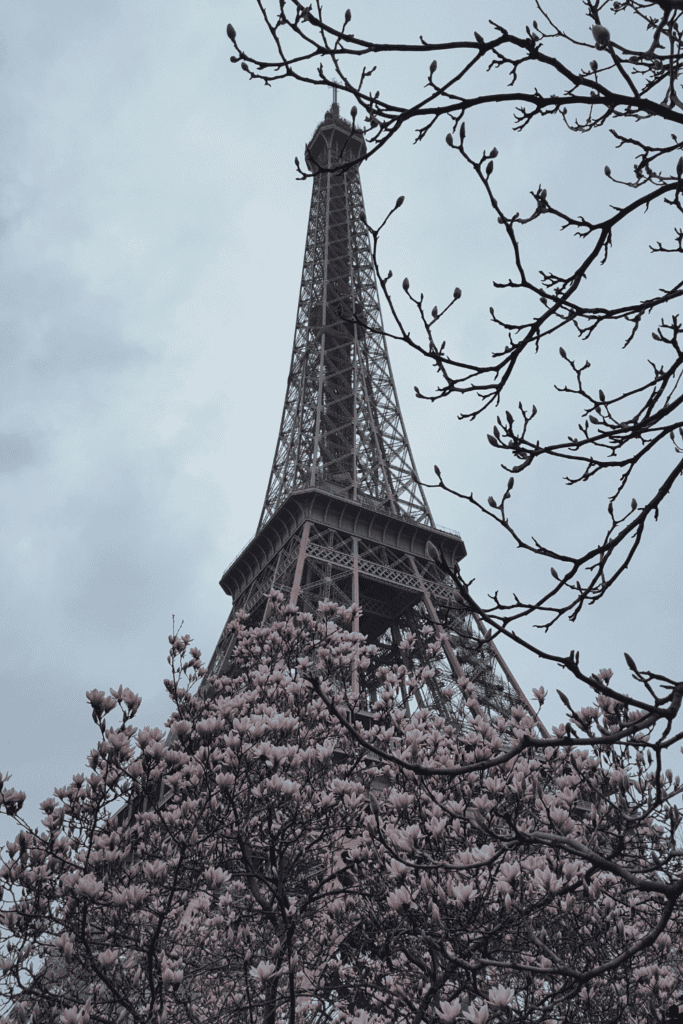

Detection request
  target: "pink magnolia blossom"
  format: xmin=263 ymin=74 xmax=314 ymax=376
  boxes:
xmin=387 ymin=885 xmax=414 ymax=910
xmin=488 ymin=984 xmax=513 ymax=1007
xmin=249 ymin=961 xmax=277 ymax=983
xmin=435 ymin=998 xmax=462 ymax=1022
xmin=96 ymin=950 xmax=118 ymax=967
xmin=462 ymin=1004 xmax=489 ymax=1023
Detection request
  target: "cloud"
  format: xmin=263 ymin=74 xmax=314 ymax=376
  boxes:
xmin=0 ymin=432 xmax=42 ymax=473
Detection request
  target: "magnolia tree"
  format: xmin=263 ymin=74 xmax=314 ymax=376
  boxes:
xmin=1 ymin=601 xmax=682 ymax=1024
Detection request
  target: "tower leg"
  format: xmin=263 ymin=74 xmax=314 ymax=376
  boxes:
xmin=390 ymin=621 xmax=414 ymax=711
xmin=289 ymin=522 xmax=312 ymax=608
xmin=470 ymin=610 xmax=550 ymax=736
xmin=351 ymin=538 xmax=360 ymax=698
xmin=410 ymin=557 xmax=467 ymax=685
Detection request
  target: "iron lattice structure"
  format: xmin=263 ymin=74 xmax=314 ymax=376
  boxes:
xmin=208 ymin=104 xmax=540 ymax=727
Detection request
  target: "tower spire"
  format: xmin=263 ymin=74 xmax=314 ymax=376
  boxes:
xmin=258 ymin=103 xmax=431 ymax=529
xmin=207 ymin=109 xmax=541 ymax=729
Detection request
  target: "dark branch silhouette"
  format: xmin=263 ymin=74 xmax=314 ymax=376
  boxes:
xmin=227 ymin=0 xmax=683 ymax=705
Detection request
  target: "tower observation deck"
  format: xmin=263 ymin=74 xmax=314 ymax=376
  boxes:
xmin=207 ymin=103 xmax=539 ymax=727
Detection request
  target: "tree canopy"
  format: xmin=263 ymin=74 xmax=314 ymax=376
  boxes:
xmin=1 ymin=603 xmax=682 ymax=1024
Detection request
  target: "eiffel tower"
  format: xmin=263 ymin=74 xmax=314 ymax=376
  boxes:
xmin=208 ymin=100 xmax=539 ymax=727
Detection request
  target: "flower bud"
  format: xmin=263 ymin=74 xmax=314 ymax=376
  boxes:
xmin=474 ymin=31 xmax=484 ymax=44
xmin=426 ymin=541 xmax=440 ymax=561
xmin=403 ymin=277 xmax=410 ymax=291
xmin=350 ymin=105 xmax=358 ymax=119
xmin=446 ymin=133 xmax=454 ymax=147
xmin=434 ymin=464 xmax=441 ymax=476
xmin=367 ymin=792 xmax=380 ymax=817
xmin=486 ymin=160 xmax=494 ymax=176
xmin=344 ymin=8 xmax=352 ymax=22
xmin=487 ymin=496 xmax=497 ymax=509
xmin=604 ymin=165 xmax=611 ymax=176
xmin=678 ymin=156 xmax=683 ymax=178
xmin=591 ymin=24 xmax=611 ymax=49
xmin=396 ymin=195 xmax=405 ymax=207
xmin=226 ymin=23 xmax=236 ymax=40
xmin=430 ymin=60 xmax=437 ymax=74
xmin=490 ymin=147 xmax=498 ymax=158
xmin=459 ymin=122 xmax=466 ymax=141
xmin=241 ymin=62 xmax=249 ymax=72
xmin=453 ymin=287 xmax=462 ymax=300
xmin=559 ymin=346 xmax=567 ymax=358
xmin=431 ymin=306 xmax=438 ymax=318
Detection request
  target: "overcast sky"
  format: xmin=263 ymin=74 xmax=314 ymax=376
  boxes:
xmin=1 ymin=0 xmax=681 ymax=839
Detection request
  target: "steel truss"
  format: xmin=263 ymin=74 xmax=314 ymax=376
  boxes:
xmin=208 ymin=104 xmax=541 ymax=730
